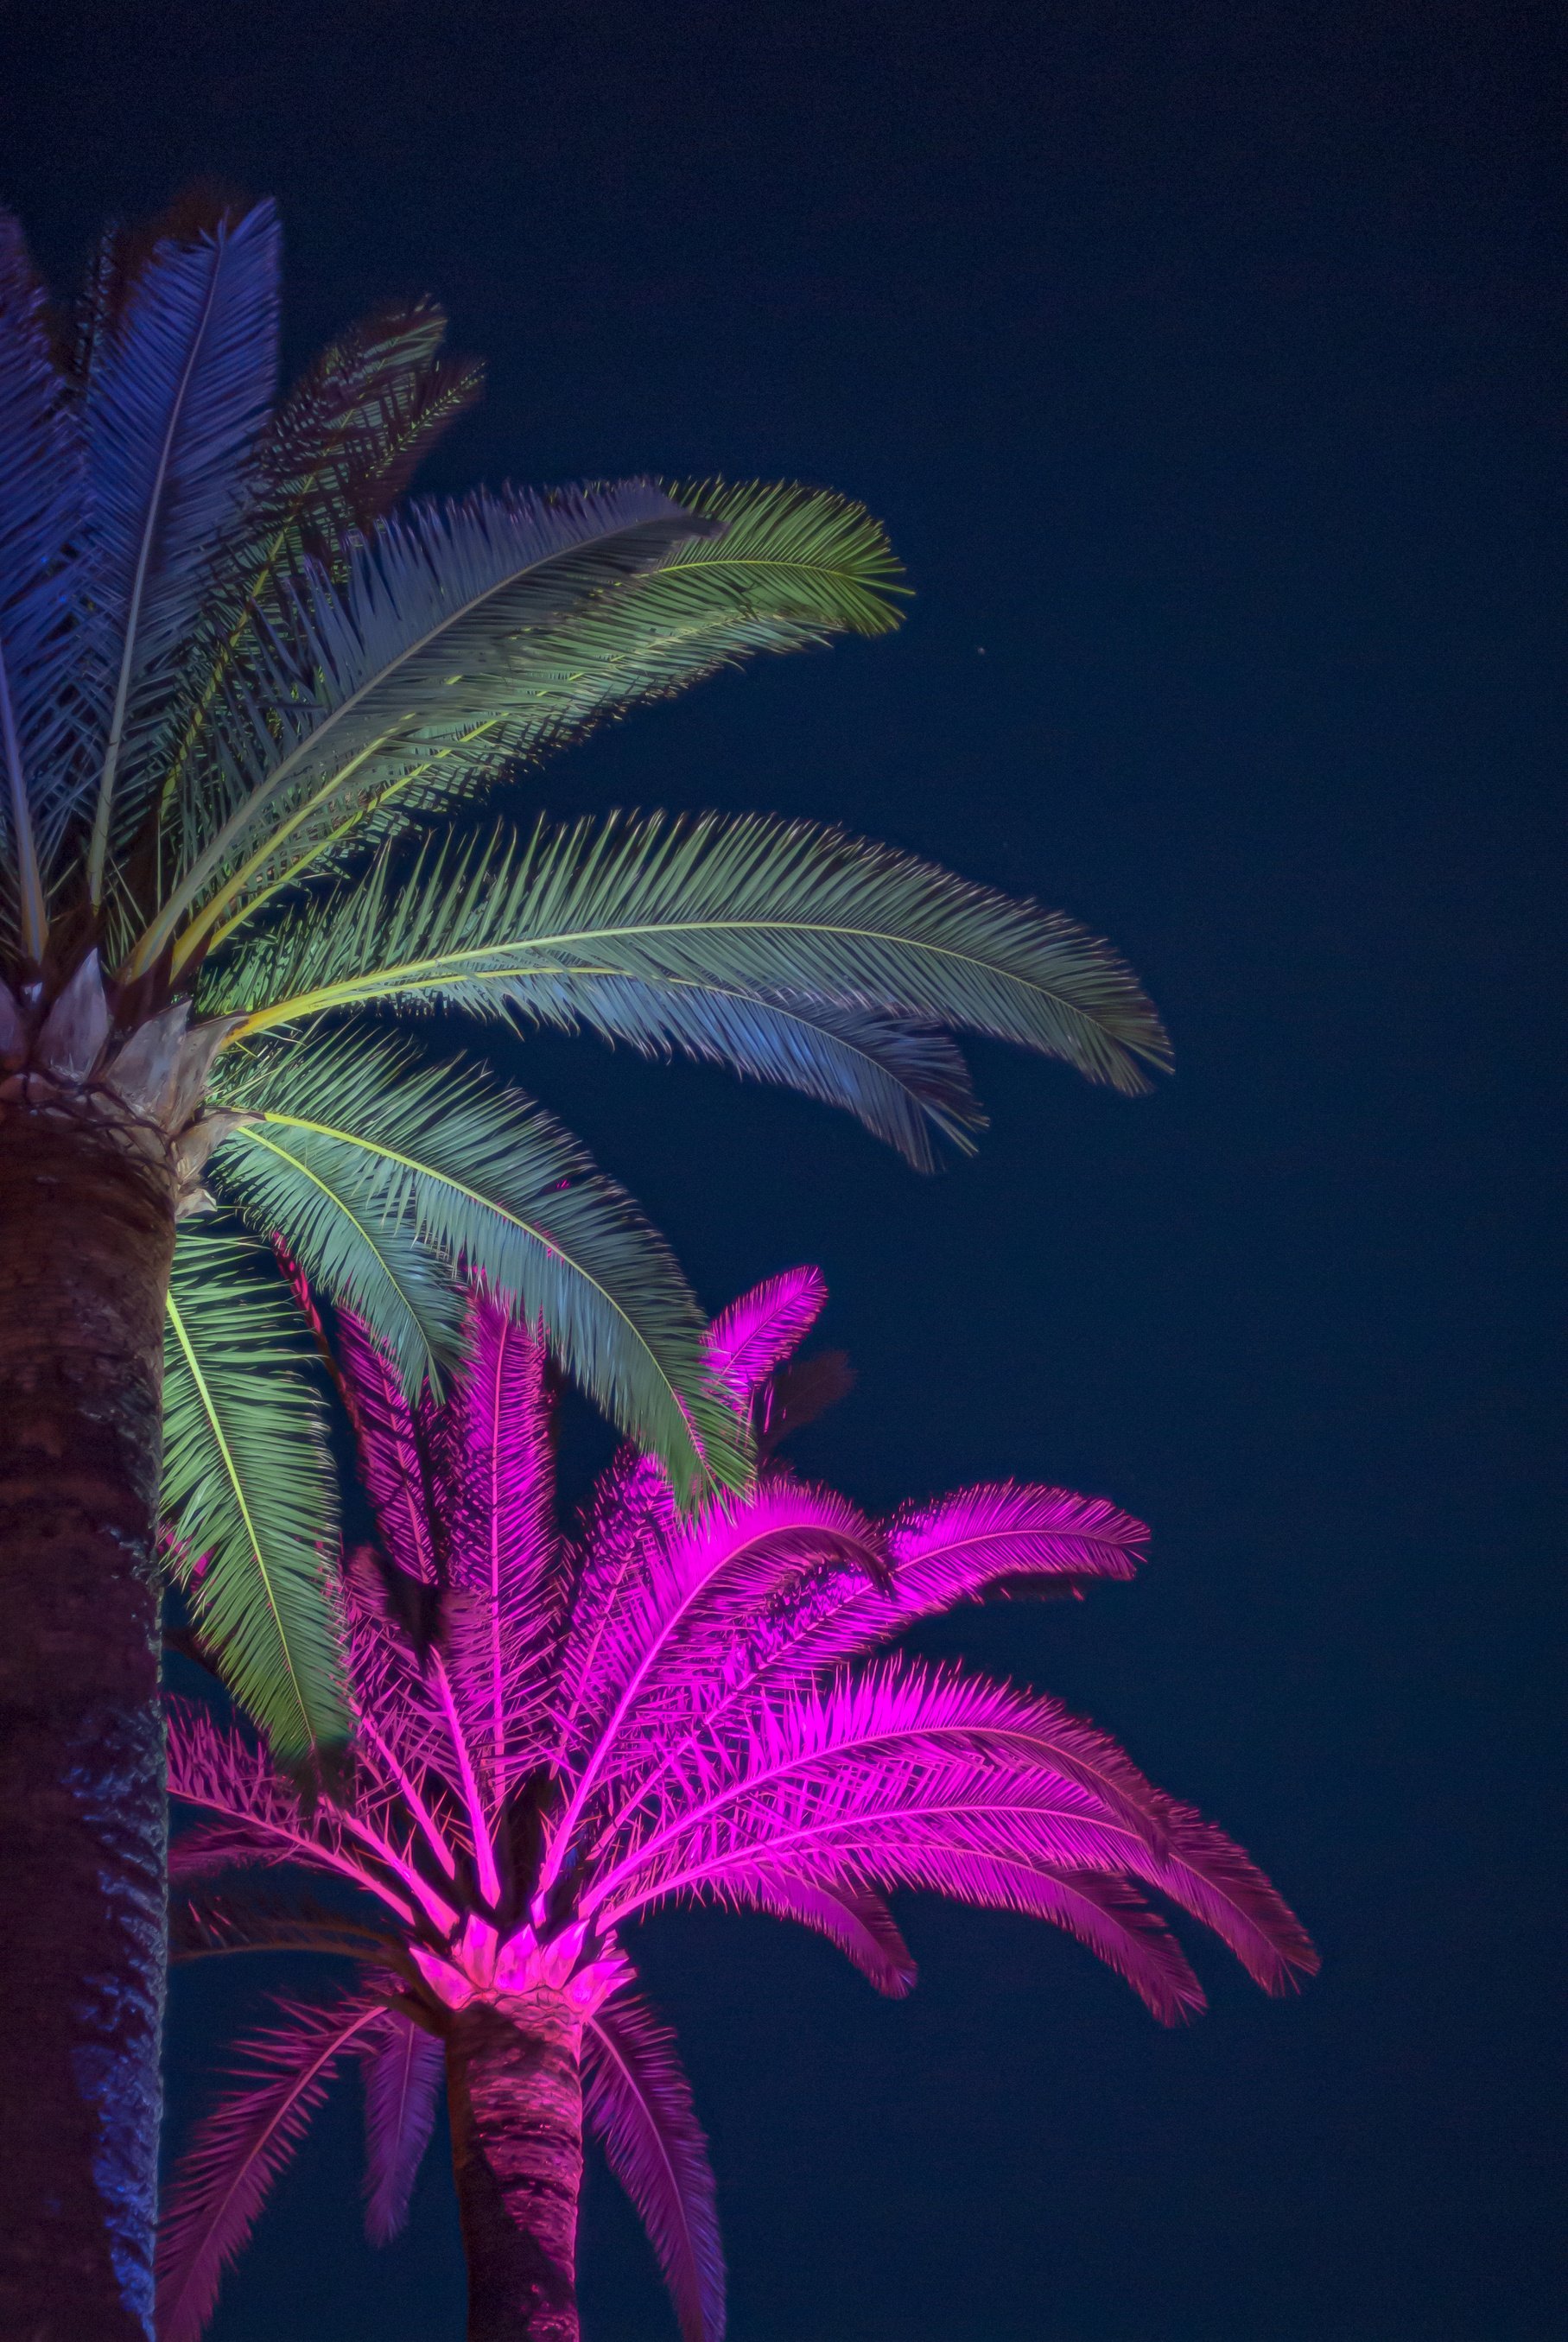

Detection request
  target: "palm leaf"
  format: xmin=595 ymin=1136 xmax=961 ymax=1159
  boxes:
xmin=207 ymin=1028 xmax=746 ymax=1496
xmin=583 ymin=1988 xmax=725 ymax=2342
xmin=359 ymin=2004 xmax=445 ymax=2244
xmin=0 ymin=211 xmax=83 ymax=945
xmin=156 ymin=1987 xmax=383 ymax=2342
xmin=82 ymin=199 xmax=281 ymax=894
xmin=209 ymin=1099 xmax=461 ymax=1396
xmin=157 ymin=300 xmax=483 ymax=869
xmin=209 ymin=811 xmax=1168 ymax=1107
xmin=135 ymin=481 xmax=721 ymax=975
xmin=162 ymin=1226 xmax=347 ymax=1758
xmin=152 ymin=479 xmax=905 ymax=960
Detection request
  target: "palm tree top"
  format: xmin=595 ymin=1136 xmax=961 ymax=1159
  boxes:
xmin=162 ymin=1267 xmax=1315 ymax=2341
xmin=3 ymin=188 xmax=1167 ymax=1761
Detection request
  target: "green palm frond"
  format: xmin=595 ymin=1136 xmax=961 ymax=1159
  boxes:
xmin=132 ymin=483 xmax=721 ymax=980
xmin=207 ymin=1098 xmax=461 ymax=1397
xmin=162 ymin=1229 xmax=346 ymax=1761
xmin=210 ymin=811 xmax=1169 ymax=1101
xmin=144 ymin=481 xmax=904 ymax=970
xmin=208 ymin=1030 xmax=746 ymax=1497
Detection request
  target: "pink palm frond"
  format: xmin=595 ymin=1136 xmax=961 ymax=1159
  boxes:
xmin=600 ymin=1483 xmax=1147 ymax=1844
xmin=545 ymin=1481 xmax=887 ymax=1884
xmin=336 ymin=1310 xmax=441 ymax=1584
xmin=584 ymin=1660 xmax=1165 ymax=1924
xmin=583 ymin=1988 xmax=726 ymax=2342
xmin=156 ymin=1988 xmax=386 ymax=2342
xmin=440 ymin=1297 xmax=562 ymax=1790
xmin=555 ymin=1444 xmax=677 ymax=1768
xmin=732 ymin=1872 xmax=917 ymax=1997
xmin=1119 ymin=1793 xmax=1321 ymax=1994
xmin=359 ymin=2003 xmax=446 ymax=2244
xmin=703 ymin=1266 xmax=825 ymax=1405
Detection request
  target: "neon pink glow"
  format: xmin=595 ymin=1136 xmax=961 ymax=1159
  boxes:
xmin=163 ymin=1270 xmax=1317 ymax=2342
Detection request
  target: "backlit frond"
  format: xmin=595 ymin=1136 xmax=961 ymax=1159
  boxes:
xmin=583 ymin=1988 xmax=725 ymax=2342
xmin=156 ymin=1988 xmax=384 ymax=2342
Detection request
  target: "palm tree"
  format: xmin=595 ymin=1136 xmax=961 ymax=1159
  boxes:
xmin=0 ymin=193 xmax=1168 ymax=2332
xmin=159 ymin=1273 xmax=1315 ymax=2342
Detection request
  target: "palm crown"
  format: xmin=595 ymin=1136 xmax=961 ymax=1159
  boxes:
xmin=160 ymin=1269 xmax=1316 ymax=2342
xmin=0 ymin=194 xmax=1170 ymax=1758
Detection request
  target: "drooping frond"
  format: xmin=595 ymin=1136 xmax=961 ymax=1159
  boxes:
xmin=704 ymin=1266 xmax=827 ymax=1405
xmin=1120 ymin=1793 xmax=1320 ymax=1996
xmin=885 ymin=1482 xmax=1150 ymax=1609
xmin=162 ymin=1227 xmax=346 ymax=1759
xmin=738 ymin=1873 xmax=917 ymax=1998
xmin=209 ymin=812 xmax=1169 ymax=1118
xmin=169 ymin=1883 xmax=404 ymax=1970
xmin=441 ymin=1298 xmax=562 ymax=1787
xmin=214 ymin=1093 xmax=463 ymax=1398
xmin=136 ymin=482 xmax=723 ymax=974
xmin=208 ymin=1030 xmax=744 ymax=1497
xmin=583 ymin=1988 xmax=726 ymax=2342
xmin=156 ymin=1988 xmax=384 ymax=2342
xmin=359 ymin=2004 xmax=445 ymax=2244
xmin=581 ymin=1660 xmax=1152 ymax=1921
xmin=81 ymin=199 xmax=281 ymax=894
xmin=0 ymin=211 xmax=83 ymax=947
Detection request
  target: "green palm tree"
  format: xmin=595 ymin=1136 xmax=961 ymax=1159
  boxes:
xmin=0 ymin=193 xmax=1166 ymax=2338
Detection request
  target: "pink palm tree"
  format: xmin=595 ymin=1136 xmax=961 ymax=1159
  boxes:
xmin=158 ymin=1270 xmax=1316 ymax=2342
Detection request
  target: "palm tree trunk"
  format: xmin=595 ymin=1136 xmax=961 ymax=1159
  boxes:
xmin=447 ymin=1992 xmax=586 ymax=2342
xmin=0 ymin=1095 xmax=176 ymax=2342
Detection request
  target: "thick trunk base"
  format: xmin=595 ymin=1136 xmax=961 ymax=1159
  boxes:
xmin=448 ymin=1993 xmax=585 ymax=2342
xmin=0 ymin=1096 xmax=175 ymax=2341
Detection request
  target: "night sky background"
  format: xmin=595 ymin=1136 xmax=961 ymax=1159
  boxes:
xmin=5 ymin=3 xmax=1563 ymax=2337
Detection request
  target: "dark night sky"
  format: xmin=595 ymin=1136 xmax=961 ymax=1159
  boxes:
xmin=5 ymin=3 xmax=1563 ymax=2336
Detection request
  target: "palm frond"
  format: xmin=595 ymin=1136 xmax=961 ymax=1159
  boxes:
xmin=157 ymin=300 xmax=483 ymax=869
xmin=156 ymin=1988 xmax=384 ymax=2342
xmin=333 ymin=1313 xmax=444 ymax=1580
xmin=359 ymin=2004 xmax=445 ymax=2244
xmin=0 ymin=211 xmax=83 ymax=945
xmin=208 ymin=1028 xmax=745 ymax=1496
xmin=704 ymin=1266 xmax=827 ymax=1404
xmin=210 ymin=811 xmax=1168 ymax=1113
xmin=136 ymin=481 xmax=721 ymax=974
xmin=441 ymin=1298 xmax=564 ymax=1787
xmin=584 ymin=1659 xmax=1166 ymax=1926
xmin=211 ymin=1095 xmax=462 ymax=1397
xmin=82 ymin=200 xmax=281 ymax=894
xmin=546 ymin=1479 xmax=888 ymax=1882
xmin=169 ymin=1884 xmax=403 ymax=1968
xmin=738 ymin=1873 xmax=917 ymax=1998
xmin=162 ymin=479 xmax=905 ymax=955
xmin=162 ymin=1227 xmax=347 ymax=1759
xmin=583 ymin=1988 xmax=725 ymax=2342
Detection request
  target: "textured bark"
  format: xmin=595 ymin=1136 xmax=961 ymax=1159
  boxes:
xmin=448 ymin=1992 xmax=586 ymax=2342
xmin=0 ymin=1092 xmax=176 ymax=2342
